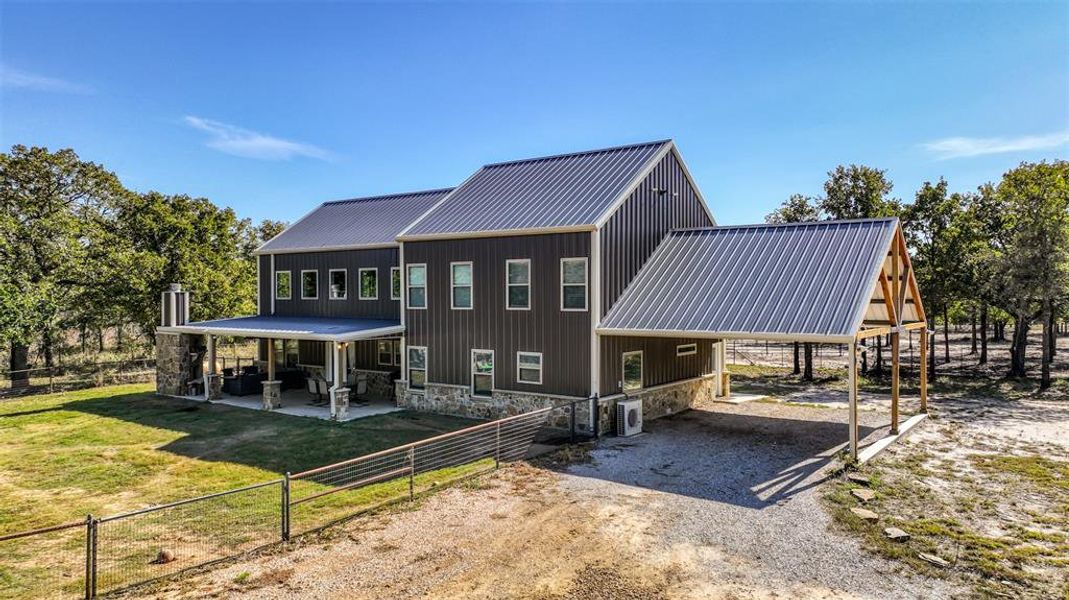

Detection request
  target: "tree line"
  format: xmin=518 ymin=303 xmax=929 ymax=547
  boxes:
xmin=1 ymin=145 xmax=284 ymax=387
xmin=766 ymin=161 xmax=1069 ymax=389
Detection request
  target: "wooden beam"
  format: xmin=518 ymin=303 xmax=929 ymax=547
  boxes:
xmin=849 ymin=341 xmax=859 ymax=461
xmin=902 ymin=321 xmax=927 ymax=331
xmin=879 ymin=270 xmax=898 ymax=327
xmin=919 ymin=327 xmax=929 ymax=412
xmin=891 ymin=330 xmax=900 ymax=434
xmin=891 ymin=234 xmax=902 ymax=323
xmin=857 ymin=326 xmax=893 ymax=339
xmin=871 ymin=298 xmax=915 ymax=304
xmin=267 ymin=338 xmax=276 ymax=381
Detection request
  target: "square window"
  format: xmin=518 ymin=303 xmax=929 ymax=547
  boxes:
xmin=275 ymin=271 xmax=292 ymax=300
xmin=407 ymin=264 xmax=427 ymax=309
xmin=329 ymin=269 xmax=347 ymax=300
xmin=301 ymin=270 xmax=318 ymax=300
xmin=561 ymin=258 xmax=588 ymax=311
xmin=451 ymin=262 xmax=473 ymax=309
xmin=359 ymin=268 xmax=378 ymax=300
xmin=517 ymin=351 xmax=542 ymax=385
xmin=506 ymin=259 xmax=531 ymax=310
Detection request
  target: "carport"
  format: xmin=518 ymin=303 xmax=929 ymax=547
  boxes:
xmin=596 ymin=217 xmax=928 ymax=461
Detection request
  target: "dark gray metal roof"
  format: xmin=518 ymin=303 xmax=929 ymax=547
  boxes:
xmin=401 ymin=140 xmax=672 ymax=238
xmin=256 ymin=189 xmax=452 ymax=254
xmin=166 ymin=315 xmax=403 ymax=342
xmin=598 ymin=218 xmax=900 ymax=342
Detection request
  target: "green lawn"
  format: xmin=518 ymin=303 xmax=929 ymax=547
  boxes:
xmin=0 ymin=384 xmax=480 ymax=598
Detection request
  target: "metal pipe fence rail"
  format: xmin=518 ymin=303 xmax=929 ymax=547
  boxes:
xmin=0 ymin=402 xmax=573 ymax=598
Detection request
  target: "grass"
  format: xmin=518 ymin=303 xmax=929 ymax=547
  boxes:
xmin=0 ymin=383 xmax=481 ymax=598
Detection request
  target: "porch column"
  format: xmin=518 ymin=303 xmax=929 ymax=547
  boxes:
xmin=205 ymin=334 xmax=222 ymax=401
xmin=263 ymin=338 xmax=280 ymax=410
xmin=329 ymin=342 xmax=350 ymax=421
xmin=919 ymin=327 xmax=929 ymax=413
xmin=848 ymin=340 xmax=858 ymax=461
xmin=714 ymin=341 xmax=724 ymax=398
xmin=891 ymin=330 xmax=900 ymax=434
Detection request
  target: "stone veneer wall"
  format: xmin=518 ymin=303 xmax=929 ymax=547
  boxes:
xmin=352 ymin=369 xmax=395 ymax=401
xmin=156 ymin=332 xmax=197 ymax=396
xmin=397 ymin=375 xmax=716 ymax=435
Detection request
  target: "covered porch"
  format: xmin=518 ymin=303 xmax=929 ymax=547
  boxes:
xmin=159 ymin=315 xmax=405 ymax=421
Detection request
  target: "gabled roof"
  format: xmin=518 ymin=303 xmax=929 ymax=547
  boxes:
xmin=598 ymin=218 xmax=909 ymax=343
xmin=255 ymin=188 xmax=452 ymax=255
xmin=399 ymin=140 xmax=675 ymax=239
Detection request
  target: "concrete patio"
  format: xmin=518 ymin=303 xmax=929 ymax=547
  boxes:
xmin=182 ymin=388 xmax=402 ymax=422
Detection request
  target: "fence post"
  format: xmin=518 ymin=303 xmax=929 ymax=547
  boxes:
xmin=84 ymin=514 xmax=93 ymax=600
xmin=495 ymin=422 xmax=501 ymax=469
xmin=407 ymin=447 xmax=415 ymax=499
xmin=281 ymin=474 xmax=291 ymax=541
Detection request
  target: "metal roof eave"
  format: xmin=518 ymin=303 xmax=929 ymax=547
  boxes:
xmin=157 ymin=324 xmax=405 ymax=343
xmin=595 ymin=327 xmax=856 ymax=345
xmin=252 ymin=241 xmax=399 ymax=256
xmin=397 ymin=224 xmax=597 ymax=242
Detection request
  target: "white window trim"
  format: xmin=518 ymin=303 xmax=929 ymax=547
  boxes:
xmin=328 ymin=268 xmax=347 ymax=300
xmin=676 ymin=343 xmax=698 ymax=357
xmin=516 ymin=351 xmax=543 ymax=385
xmin=300 ymin=269 xmax=318 ymax=300
xmin=560 ymin=257 xmax=589 ymax=312
xmin=505 ymin=259 xmax=531 ymax=311
xmin=390 ymin=266 xmax=402 ymax=300
xmin=471 ymin=348 xmax=494 ymax=398
xmin=275 ymin=270 xmax=292 ymax=301
xmin=377 ymin=339 xmax=394 ymax=366
xmin=622 ymin=350 xmax=643 ymax=392
xmin=358 ymin=267 xmax=378 ymax=300
xmin=407 ymin=264 xmax=427 ymax=310
xmin=450 ymin=261 xmax=474 ymax=310
xmin=407 ymin=345 xmax=428 ymax=390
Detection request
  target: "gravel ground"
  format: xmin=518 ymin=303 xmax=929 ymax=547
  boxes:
xmin=133 ymin=398 xmax=959 ymax=599
xmin=561 ymin=399 xmax=958 ymax=599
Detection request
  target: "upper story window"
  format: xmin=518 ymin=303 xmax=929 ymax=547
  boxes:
xmin=301 ymin=270 xmax=318 ymax=300
xmin=359 ymin=268 xmax=378 ymax=300
xmin=390 ymin=267 xmax=402 ymax=300
xmin=407 ymin=264 xmax=427 ymax=309
xmin=275 ymin=271 xmax=292 ymax=300
xmin=329 ymin=269 xmax=347 ymax=300
xmin=506 ymin=259 xmax=531 ymax=310
xmin=560 ymin=257 xmax=588 ymax=311
xmin=451 ymin=262 xmax=473 ymax=310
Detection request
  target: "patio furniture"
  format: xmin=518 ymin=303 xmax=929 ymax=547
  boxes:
xmin=307 ymin=375 xmax=329 ymax=405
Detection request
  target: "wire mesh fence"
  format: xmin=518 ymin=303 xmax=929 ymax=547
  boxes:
xmin=0 ymin=519 xmax=89 ymax=600
xmin=0 ymin=402 xmax=568 ymax=598
xmin=0 ymin=359 xmax=156 ymax=398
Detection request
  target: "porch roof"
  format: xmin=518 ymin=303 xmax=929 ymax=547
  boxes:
xmin=159 ymin=315 xmax=404 ymax=342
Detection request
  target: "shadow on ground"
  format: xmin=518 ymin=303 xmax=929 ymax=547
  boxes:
xmin=566 ymin=406 xmax=883 ymax=509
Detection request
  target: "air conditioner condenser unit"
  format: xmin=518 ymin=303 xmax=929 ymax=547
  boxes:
xmin=616 ymin=398 xmax=643 ymax=437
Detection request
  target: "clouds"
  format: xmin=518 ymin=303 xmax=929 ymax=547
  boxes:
xmin=0 ymin=65 xmax=92 ymax=94
xmin=184 ymin=116 xmax=331 ymax=161
xmin=922 ymin=131 xmax=1069 ymax=160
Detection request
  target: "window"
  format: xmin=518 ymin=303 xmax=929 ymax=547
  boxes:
xmin=391 ymin=267 xmax=402 ymax=300
xmin=506 ymin=259 xmax=531 ymax=310
xmin=328 ymin=269 xmax=347 ymax=300
xmin=561 ymin=257 xmax=588 ymax=311
xmin=471 ymin=349 xmax=494 ymax=397
xmin=407 ymin=264 xmax=427 ymax=309
xmin=517 ymin=351 xmax=542 ymax=385
xmin=301 ymin=270 xmax=318 ymax=300
xmin=377 ymin=340 xmax=395 ymax=366
xmin=275 ymin=271 xmax=292 ymax=300
xmin=622 ymin=351 xmax=643 ymax=392
xmin=359 ymin=268 xmax=378 ymax=300
xmin=407 ymin=346 xmax=427 ymax=390
xmin=393 ymin=340 xmax=402 ymax=366
xmin=676 ymin=343 xmax=697 ymax=357
xmin=451 ymin=262 xmax=473 ymax=309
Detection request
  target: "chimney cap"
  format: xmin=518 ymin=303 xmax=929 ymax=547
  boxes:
xmin=168 ymin=283 xmax=183 ymax=292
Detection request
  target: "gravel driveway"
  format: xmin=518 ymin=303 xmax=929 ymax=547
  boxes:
xmin=561 ymin=399 xmax=958 ymax=599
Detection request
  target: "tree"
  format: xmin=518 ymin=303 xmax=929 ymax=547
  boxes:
xmin=991 ymin=161 xmax=1069 ymax=385
xmin=820 ymin=165 xmax=901 ymax=220
xmin=0 ymin=146 xmax=127 ymax=387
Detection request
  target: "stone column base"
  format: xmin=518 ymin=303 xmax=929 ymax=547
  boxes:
xmin=332 ymin=387 xmax=350 ymax=421
xmin=206 ymin=374 xmax=223 ymax=401
xmin=262 ymin=380 xmax=281 ymax=410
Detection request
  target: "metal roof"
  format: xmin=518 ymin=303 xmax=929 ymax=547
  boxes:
xmin=400 ymin=140 xmax=672 ymax=239
xmin=256 ymin=189 xmax=452 ymax=254
xmin=597 ymin=218 xmax=900 ymax=342
xmin=162 ymin=315 xmax=403 ymax=342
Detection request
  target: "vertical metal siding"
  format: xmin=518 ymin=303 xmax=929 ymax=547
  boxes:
xmin=599 ymin=336 xmax=715 ymax=396
xmin=258 ymin=255 xmax=272 ymax=316
xmin=405 ymin=233 xmax=591 ymax=397
xmin=272 ymin=248 xmax=400 ymax=320
xmin=599 ymin=150 xmax=714 ymax=317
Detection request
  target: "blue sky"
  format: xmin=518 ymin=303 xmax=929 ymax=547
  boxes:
xmin=2 ymin=2 xmax=1067 ymax=226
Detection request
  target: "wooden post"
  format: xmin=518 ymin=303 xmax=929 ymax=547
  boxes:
xmin=919 ymin=327 xmax=929 ymax=413
xmin=206 ymin=334 xmax=216 ymax=376
xmin=891 ymin=330 xmax=900 ymax=434
xmin=267 ymin=338 xmax=276 ymax=381
xmin=848 ymin=340 xmax=858 ymax=461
